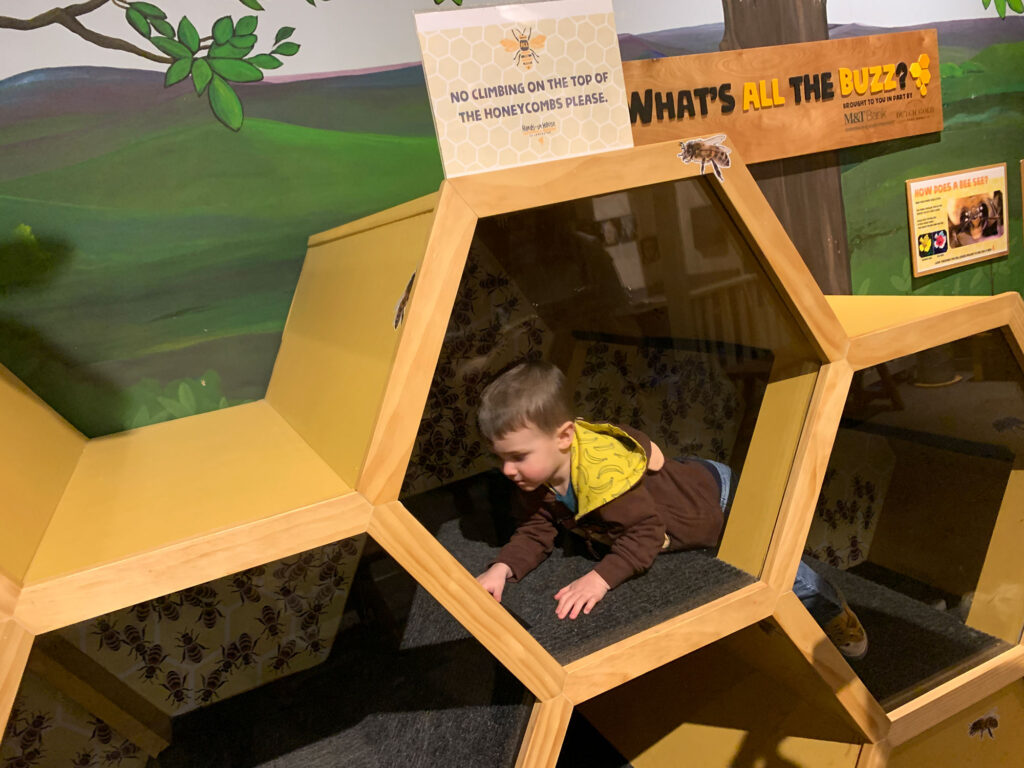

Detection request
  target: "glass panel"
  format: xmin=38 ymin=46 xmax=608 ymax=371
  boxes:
xmin=1 ymin=538 xmax=531 ymax=767
xmin=402 ymin=177 xmax=821 ymax=663
xmin=802 ymin=329 xmax=1024 ymax=708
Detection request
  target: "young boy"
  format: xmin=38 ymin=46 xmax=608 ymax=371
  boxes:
xmin=474 ymin=361 xmax=868 ymax=659
xmin=474 ymin=360 xmax=724 ymax=620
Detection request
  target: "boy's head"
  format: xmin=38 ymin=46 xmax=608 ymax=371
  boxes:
xmin=478 ymin=361 xmax=574 ymax=491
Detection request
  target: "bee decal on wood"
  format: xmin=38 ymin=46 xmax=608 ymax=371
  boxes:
xmin=677 ymin=134 xmax=732 ymax=182
xmin=91 ymin=618 xmax=122 ymax=652
xmin=270 ymin=640 xmax=298 ymax=672
xmin=87 ymin=716 xmax=112 ymax=745
xmin=70 ymin=751 xmax=99 ymax=768
xmin=196 ymin=669 xmax=228 ymax=704
xmin=14 ymin=712 xmax=52 ymax=753
xmin=138 ymin=643 xmax=168 ymax=682
xmin=500 ymin=27 xmax=546 ymax=70
xmin=103 ymin=740 xmax=140 ymax=765
xmin=257 ymin=605 xmax=284 ymax=638
xmin=161 ymin=670 xmax=190 ymax=707
xmin=968 ymin=710 xmax=999 ymax=739
xmin=176 ymin=628 xmax=208 ymax=664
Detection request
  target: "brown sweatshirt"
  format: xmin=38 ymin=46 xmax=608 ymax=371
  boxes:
xmin=494 ymin=425 xmax=724 ymax=588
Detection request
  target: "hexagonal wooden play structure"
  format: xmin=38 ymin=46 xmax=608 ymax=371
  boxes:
xmin=2 ymin=137 xmax=1023 ymax=767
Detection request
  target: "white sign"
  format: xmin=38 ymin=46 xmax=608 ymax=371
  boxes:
xmin=415 ymin=0 xmax=632 ymax=177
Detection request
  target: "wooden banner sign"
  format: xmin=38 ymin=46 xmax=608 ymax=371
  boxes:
xmin=622 ymin=29 xmax=942 ymax=162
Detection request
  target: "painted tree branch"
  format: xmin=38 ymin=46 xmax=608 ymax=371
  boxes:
xmin=0 ymin=0 xmax=172 ymax=64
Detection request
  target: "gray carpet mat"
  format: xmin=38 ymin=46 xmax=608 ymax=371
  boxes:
xmin=404 ymin=471 xmax=757 ymax=665
xmin=156 ymin=575 xmax=531 ymax=768
xmin=801 ymin=557 xmax=1009 ymax=707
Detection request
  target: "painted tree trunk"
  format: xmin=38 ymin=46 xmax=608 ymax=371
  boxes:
xmin=720 ymin=0 xmax=853 ymax=295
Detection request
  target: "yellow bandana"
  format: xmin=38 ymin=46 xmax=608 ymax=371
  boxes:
xmin=568 ymin=419 xmax=647 ymax=519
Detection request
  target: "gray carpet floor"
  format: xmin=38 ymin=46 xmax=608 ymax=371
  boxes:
xmin=404 ymin=471 xmax=757 ymax=665
xmin=801 ymin=556 xmax=1009 ymax=708
xmin=155 ymin=565 xmax=532 ymax=768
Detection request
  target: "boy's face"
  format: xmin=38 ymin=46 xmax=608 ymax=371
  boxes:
xmin=491 ymin=421 xmax=573 ymax=492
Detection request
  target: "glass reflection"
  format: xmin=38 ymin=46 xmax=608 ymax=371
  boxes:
xmin=803 ymin=330 xmax=1024 ymax=708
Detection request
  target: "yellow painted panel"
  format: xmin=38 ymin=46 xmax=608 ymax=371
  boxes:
xmin=717 ymin=364 xmax=819 ymax=575
xmin=889 ymin=681 xmax=1024 ymax=767
xmin=826 ymin=295 xmax=988 ymax=339
xmin=0 ymin=365 xmax=85 ymax=583
xmin=25 ymin=401 xmax=351 ymax=584
xmin=308 ymin=191 xmax=439 ymax=248
xmin=967 ymin=464 xmax=1024 ymax=643
xmin=267 ymin=206 xmax=437 ymax=486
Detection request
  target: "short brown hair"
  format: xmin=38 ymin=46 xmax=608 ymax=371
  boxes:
xmin=478 ymin=361 xmax=572 ymax=441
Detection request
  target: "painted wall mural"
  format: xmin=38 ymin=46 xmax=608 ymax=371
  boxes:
xmin=1 ymin=5 xmax=1022 ymax=440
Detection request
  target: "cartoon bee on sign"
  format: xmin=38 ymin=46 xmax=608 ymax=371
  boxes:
xmin=501 ymin=27 xmax=546 ymax=70
xmin=677 ymin=134 xmax=732 ymax=182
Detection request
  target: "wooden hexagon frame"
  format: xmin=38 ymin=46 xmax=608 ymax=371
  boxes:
xmin=1 ymin=138 xmax=1023 ymax=768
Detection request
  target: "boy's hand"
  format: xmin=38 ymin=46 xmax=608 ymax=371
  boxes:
xmin=477 ymin=562 xmax=513 ymax=602
xmin=554 ymin=570 xmax=610 ymax=619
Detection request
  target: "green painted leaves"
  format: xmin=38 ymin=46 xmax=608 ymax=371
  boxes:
xmin=126 ymin=3 xmax=311 ymax=131
xmin=987 ymin=0 xmax=1024 ymax=16
xmin=192 ymin=59 xmax=213 ymax=95
xmin=178 ymin=17 xmax=200 ymax=54
xmin=165 ymin=58 xmax=192 ymax=86
xmin=209 ymin=58 xmax=264 ymax=83
xmin=209 ymin=75 xmax=244 ymax=131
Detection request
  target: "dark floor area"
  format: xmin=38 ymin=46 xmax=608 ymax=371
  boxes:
xmin=403 ymin=470 xmax=757 ymax=665
xmin=801 ymin=556 xmax=1009 ymax=709
xmin=154 ymin=556 xmax=532 ymax=768
xmin=557 ymin=710 xmax=632 ymax=768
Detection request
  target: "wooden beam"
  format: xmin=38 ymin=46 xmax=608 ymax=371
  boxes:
xmin=830 ymin=294 xmax=1019 ymax=371
xmin=0 ymin=620 xmax=33 ymax=738
xmin=358 ymin=182 xmax=479 ymax=504
xmin=856 ymin=739 xmax=892 ymax=768
xmin=0 ymin=571 xmax=19 ymax=621
xmin=761 ymin=360 xmax=853 ymax=592
xmin=26 ymin=634 xmax=171 ymax=757
xmin=562 ymin=581 xmax=776 ymax=704
xmin=514 ymin=695 xmax=574 ymax=768
xmin=368 ymin=501 xmax=565 ymax=700
xmin=886 ymin=645 xmax=1024 ymax=747
xmin=17 ymin=492 xmax=372 ymax=634
xmin=773 ymin=591 xmax=890 ymax=743
xmin=307 ymin=191 xmax=440 ymax=248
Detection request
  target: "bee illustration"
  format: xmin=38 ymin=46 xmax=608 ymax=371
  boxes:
xmin=70 ymin=751 xmax=99 ymax=768
xmin=847 ymin=535 xmax=864 ymax=564
xmin=121 ymin=624 xmax=148 ymax=660
xmin=339 ymin=538 xmax=360 ymax=558
xmin=197 ymin=600 xmax=224 ymax=630
xmin=128 ymin=601 xmax=151 ymax=624
xmin=393 ymin=271 xmax=416 ymax=329
xmin=180 ymin=584 xmax=218 ymax=608
xmin=161 ymin=670 xmax=190 ymax=707
xmin=303 ymin=631 xmax=329 ymax=657
xmin=500 ymin=27 xmax=546 ymax=70
xmin=257 ymin=605 xmax=284 ymax=638
xmin=300 ymin=601 xmax=328 ymax=632
xmin=87 ymin=716 xmax=112 ymax=745
xmin=270 ymin=640 xmax=298 ymax=672
xmin=196 ymin=669 xmax=227 ymax=704
xmin=5 ymin=748 xmax=44 ymax=768
xmin=275 ymin=582 xmax=306 ymax=615
xmin=176 ymin=628 xmax=207 ymax=664
xmin=968 ymin=710 xmax=999 ymax=739
xmin=152 ymin=594 xmax=182 ymax=623
xmin=103 ymin=740 xmax=140 ymax=765
xmin=16 ymin=712 xmax=52 ymax=752
xmin=231 ymin=572 xmax=262 ymax=605
xmin=138 ymin=643 xmax=168 ymax=682
xmin=235 ymin=632 xmax=259 ymax=668
xmin=91 ymin=618 xmax=122 ymax=652
xmin=317 ymin=558 xmax=339 ymax=584
xmin=677 ymin=134 xmax=732 ymax=182
xmin=218 ymin=641 xmax=241 ymax=673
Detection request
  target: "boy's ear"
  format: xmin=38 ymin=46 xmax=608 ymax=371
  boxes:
xmin=554 ymin=420 xmax=575 ymax=450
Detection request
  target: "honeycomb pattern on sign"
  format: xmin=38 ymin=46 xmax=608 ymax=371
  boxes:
xmin=419 ymin=12 xmax=632 ymax=176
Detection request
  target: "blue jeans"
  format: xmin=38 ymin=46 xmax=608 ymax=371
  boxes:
xmin=697 ymin=459 xmax=843 ymax=626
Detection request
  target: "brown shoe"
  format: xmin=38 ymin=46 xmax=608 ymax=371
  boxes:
xmin=824 ymin=602 xmax=868 ymax=659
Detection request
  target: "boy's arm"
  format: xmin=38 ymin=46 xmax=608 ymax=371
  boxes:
xmin=589 ymin=487 xmax=667 ymax=588
xmin=492 ymin=504 xmax=559 ymax=582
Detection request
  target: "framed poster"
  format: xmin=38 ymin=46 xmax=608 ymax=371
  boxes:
xmin=906 ymin=163 xmax=1008 ymax=277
